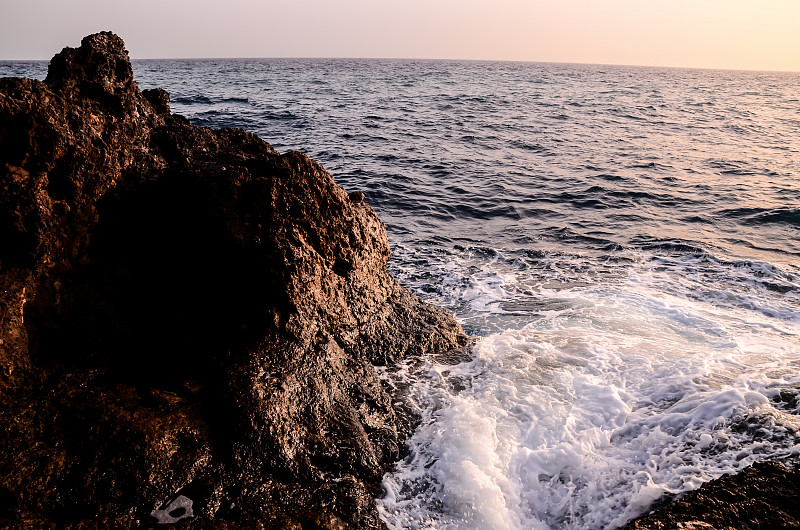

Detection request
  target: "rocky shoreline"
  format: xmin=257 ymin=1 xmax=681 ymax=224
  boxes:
xmin=626 ymin=461 xmax=800 ymax=529
xmin=0 ymin=32 xmax=467 ymax=528
xmin=1 ymin=32 xmax=797 ymax=530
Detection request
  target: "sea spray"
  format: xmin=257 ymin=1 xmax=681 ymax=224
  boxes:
xmin=379 ymin=246 xmax=800 ymax=529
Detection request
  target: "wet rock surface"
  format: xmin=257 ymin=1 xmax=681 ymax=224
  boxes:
xmin=627 ymin=461 xmax=800 ymax=530
xmin=0 ymin=32 xmax=467 ymax=529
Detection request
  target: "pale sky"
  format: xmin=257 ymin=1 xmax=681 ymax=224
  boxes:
xmin=1 ymin=0 xmax=799 ymax=72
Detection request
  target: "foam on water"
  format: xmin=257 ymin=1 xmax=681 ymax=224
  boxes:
xmin=378 ymin=247 xmax=800 ymax=529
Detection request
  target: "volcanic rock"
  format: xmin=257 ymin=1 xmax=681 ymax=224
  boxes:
xmin=0 ymin=32 xmax=467 ymax=528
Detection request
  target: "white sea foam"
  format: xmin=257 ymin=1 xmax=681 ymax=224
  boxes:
xmin=379 ymin=247 xmax=800 ymax=529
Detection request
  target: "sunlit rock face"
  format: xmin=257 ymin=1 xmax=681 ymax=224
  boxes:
xmin=0 ymin=32 xmax=467 ymax=528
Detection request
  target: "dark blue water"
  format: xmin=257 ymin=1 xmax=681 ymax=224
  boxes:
xmin=4 ymin=59 xmax=799 ymax=529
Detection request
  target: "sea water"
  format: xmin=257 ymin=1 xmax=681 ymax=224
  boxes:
xmin=378 ymin=246 xmax=799 ymax=529
xmin=3 ymin=58 xmax=798 ymax=528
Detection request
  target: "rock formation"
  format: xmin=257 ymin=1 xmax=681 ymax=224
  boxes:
xmin=627 ymin=461 xmax=800 ymax=529
xmin=0 ymin=32 xmax=467 ymax=528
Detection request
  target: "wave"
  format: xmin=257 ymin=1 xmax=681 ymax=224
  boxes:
xmin=628 ymin=235 xmax=708 ymax=255
xmin=720 ymin=207 xmax=800 ymax=227
xmin=170 ymin=95 xmax=250 ymax=105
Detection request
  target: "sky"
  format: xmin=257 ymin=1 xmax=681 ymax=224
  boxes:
xmin=1 ymin=0 xmax=799 ymax=72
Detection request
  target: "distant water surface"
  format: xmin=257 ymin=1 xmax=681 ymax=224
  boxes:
xmin=3 ymin=59 xmax=799 ymax=529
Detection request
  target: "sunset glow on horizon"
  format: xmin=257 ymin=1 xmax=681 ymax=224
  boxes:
xmin=2 ymin=0 xmax=799 ymax=72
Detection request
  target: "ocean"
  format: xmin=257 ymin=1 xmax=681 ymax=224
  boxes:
xmin=4 ymin=58 xmax=799 ymax=529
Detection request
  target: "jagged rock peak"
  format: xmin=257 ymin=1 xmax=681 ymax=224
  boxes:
xmin=45 ymin=31 xmax=135 ymax=95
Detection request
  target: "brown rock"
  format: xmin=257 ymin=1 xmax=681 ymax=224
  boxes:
xmin=0 ymin=32 xmax=467 ymax=528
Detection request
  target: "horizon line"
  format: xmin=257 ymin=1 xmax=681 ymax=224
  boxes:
xmin=2 ymin=55 xmax=798 ymax=75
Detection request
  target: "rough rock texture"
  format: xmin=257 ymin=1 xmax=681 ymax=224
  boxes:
xmin=627 ymin=461 xmax=800 ymax=530
xmin=0 ymin=32 xmax=467 ymax=529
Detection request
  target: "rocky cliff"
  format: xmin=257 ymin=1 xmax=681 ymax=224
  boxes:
xmin=0 ymin=32 xmax=467 ymax=529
